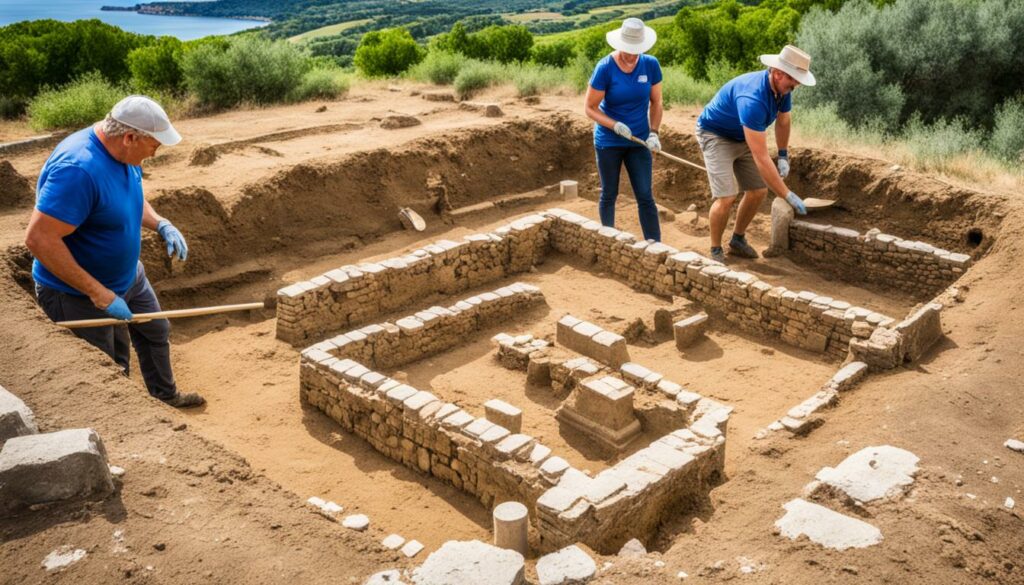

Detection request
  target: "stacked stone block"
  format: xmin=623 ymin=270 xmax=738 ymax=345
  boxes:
xmin=301 ymin=283 xmax=545 ymax=370
xmin=555 ymin=315 xmax=630 ymax=368
xmin=758 ymin=361 xmax=870 ymax=438
xmin=276 ymin=215 xmax=551 ymax=345
xmin=788 ymin=220 xmax=972 ymax=298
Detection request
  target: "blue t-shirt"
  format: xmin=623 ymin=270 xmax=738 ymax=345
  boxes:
xmin=33 ymin=128 xmax=144 ymax=296
xmin=697 ymin=70 xmax=792 ymax=142
xmin=589 ymin=53 xmax=663 ymax=148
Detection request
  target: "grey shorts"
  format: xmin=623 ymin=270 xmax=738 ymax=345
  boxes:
xmin=695 ymin=125 xmax=767 ymax=199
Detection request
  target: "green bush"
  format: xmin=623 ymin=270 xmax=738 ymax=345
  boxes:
xmin=128 ymin=36 xmax=184 ymax=93
xmin=27 ymin=71 xmax=126 ymax=130
xmin=511 ymin=64 xmax=566 ymax=97
xmin=453 ymin=61 xmax=502 ymax=99
xmin=660 ymin=66 xmax=716 ymax=108
xmin=531 ymin=39 xmax=575 ymax=68
xmin=406 ymin=50 xmax=463 ymax=85
xmin=435 ymin=23 xmax=533 ymax=64
xmin=901 ymin=115 xmax=985 ymax=171
xmin=989 ymin=96 xmax=1024 ymax=164
xmin=569 ymin=53 xmax=596 ymax=93
xmin=797 ymin=0 xmax=1024 ymax=129
xmin=181 ymin=37 xmax=309 ymax=108
xmin=354 ymin=28 xmax=424 ymax=77
xmin=290 ymin=67 xmax=350 ymax=102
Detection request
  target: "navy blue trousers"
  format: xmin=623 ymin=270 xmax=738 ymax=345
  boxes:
xmin=595 ymin=145 xmax=661 ymax=242
xmin=36 ymin=261 xmax=177 ymax=400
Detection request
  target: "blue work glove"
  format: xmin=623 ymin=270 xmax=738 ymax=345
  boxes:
xmin=157 ymin=219 xmax=188 ymax=261
xmin=613 ymin=121 xmax=633 ymax=140
xmin=104 ymin=296 xmax=133 ymax=321
xmin=785 ymin=191 xmax=807 ymax=215
xmin=645 ymin=132 xmax=662 ymax=153
xmin=777 ymin=153 xmax=790 ymax=178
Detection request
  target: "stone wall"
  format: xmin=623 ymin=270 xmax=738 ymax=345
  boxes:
xmin=276 ymin=214 xmax=551 ymax=345
xmin=544 ymin=209 xmax=896 ymax=362
xmin=788 ymin=220 xmax=972 ymax=299
xmin=301 ymin=283 xmax=545 ymax=371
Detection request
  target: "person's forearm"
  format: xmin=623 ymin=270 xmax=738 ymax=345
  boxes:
xmin=585 ymin=106 xmax=619 ymax=131
xmin=142 ymin=199 xmax=166 ymax=231
xmin=775 ymin=119 xmax=791 ymax=153
xmin=29 ymin=237 xmax=111 ymax=306
xmin=649 ymin=102 xmax=663 ymax=133
xmin=754 ymin=153 xmax=789 ymax=196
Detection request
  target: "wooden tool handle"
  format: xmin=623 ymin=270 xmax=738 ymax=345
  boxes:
xmin=56 ymin=302 xmax=266 ymax=329
xmin=628 ymin=135 xmax=707 ymax=172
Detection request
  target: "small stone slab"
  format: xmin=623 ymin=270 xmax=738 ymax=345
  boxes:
xmin=411 ymin=540 xmax=525 ymax=585
xmin=0 ymin=384 xmax=37 ymax=446
xmin=814 ymin=445 xmax=919 ymax=503
xmin=402 ymin=540 xmax=425 ymax=558
xmin=0 ymin=428 xmax=113 ymax=513
xmin=343 ymin=514 xmax=369 ymax=531
xmin=536 ymin=545 xmax=597 ymax=585
xmin=1005 ymin=439 xmax=1024 ymax=454
xmin=775 ymin=498 xmax=882 ymax=550
xmin=674 ymin=313 xmax=709 ymax=350
xmin=382 ymin=534 xmax=406 ymax=550
xmin=484 ymin=399 xmax=523 ymax=434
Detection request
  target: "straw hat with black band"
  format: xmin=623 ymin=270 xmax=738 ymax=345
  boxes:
xmin=759 ymin=45 xmax=816 ymax=86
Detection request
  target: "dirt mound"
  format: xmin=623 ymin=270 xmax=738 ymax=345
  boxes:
xmin=0 ymin=161 xmax=32 ymax=208
xmin=380 ymin=115 xmax=421 ymax=129
xmin=142 ymin=113 xmax=594 ymax=283
xmin=188 ymin=123 xmax=362 ymax=167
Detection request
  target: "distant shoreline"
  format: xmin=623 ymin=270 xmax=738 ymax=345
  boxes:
xmin=100 ymin=5 xmax=271 ymax=23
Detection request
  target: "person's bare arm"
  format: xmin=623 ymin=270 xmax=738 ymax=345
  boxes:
xmin=648 ymin=82 xmax=663 ymax=133
xmin=24 ymin=210 xmax=115 ymax=308
xmin=743 ymin=126 xmax=789 ymax=196
xmin=142 ymin=199 xmax=166 ymax=231
xmin=775 ymin=111 xmax=791 ymax=153
xmin=584 ymin=86 xmax=618 ymax=130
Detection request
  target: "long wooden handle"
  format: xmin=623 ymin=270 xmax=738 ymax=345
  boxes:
xmin=57 ymin=302 xmax=266 ymax=329
xmin=628 ymin=135 xmax=707 ymax=172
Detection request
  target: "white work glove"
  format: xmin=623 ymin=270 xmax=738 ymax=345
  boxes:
xmin=776 ymin=150 xmax=790 ymax=178
xmin=613 ymin=121 xmax=632 ymax=140
xmin=645 ymin=132 xmax=662 ymax=153
xmin=785 ymin=191 xmax=807 ymax=215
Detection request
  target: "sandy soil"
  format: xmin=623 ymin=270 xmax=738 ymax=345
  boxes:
xmin=0 ymin=83 xmax=1021 ymax=584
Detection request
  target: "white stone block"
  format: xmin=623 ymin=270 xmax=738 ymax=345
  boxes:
xmin=411 ymin=540 xmax=524 ymax=585
xmin=775 ymin=498 xmax=882 ymax=550
xmin=536 ymin=545 xmax=596 ymax=585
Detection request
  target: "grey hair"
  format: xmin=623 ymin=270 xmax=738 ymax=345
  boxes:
xmin=101 ymin=114 xmax=151 ymax=139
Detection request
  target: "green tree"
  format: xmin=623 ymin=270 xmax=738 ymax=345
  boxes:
xmin=354 ymin=28 xmax=424 ymax=77
xmin=181 ymin=37 xmax=310 ymax=108
xmin=128 ymin=36 xmax=184 ymax=93
xmin=531 ymin=39 xmax=576 ymax=68
xmin=474 ymin=25 xmax=533 ymax=63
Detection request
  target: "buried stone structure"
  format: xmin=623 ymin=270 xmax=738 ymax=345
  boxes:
xmin=284 ymin=204 xmax=966 ymax=554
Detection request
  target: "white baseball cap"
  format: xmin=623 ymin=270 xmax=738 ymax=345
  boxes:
xmin=110 ymin=95 xmax=182 ymax=146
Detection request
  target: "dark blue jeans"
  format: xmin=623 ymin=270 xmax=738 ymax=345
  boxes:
xmin=36 ymin=261 xmax=177 ymax=401
xmin=596 ymin=145 xmax=660 ymax=242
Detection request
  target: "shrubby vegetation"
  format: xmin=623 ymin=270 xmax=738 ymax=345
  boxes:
xmin=354 ymin=28 xmax=424 ymax=77
xmin=27 ymin=71 xmax=126 ymax=130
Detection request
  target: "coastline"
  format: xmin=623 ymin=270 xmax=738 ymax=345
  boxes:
xmin=100 ymin=4 xmax=271 ymax=23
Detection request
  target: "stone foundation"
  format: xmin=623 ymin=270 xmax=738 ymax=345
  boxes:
xmin=787 ymin=219 xmax=971 ymax=299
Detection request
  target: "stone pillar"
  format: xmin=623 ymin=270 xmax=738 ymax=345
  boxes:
xmin=493 ymin=501 xmax=529 ymax=555
xmin=764 ymin=196 xmax=794 ymax=257
xmin=559 ymin=180 xmax=578 ymax=201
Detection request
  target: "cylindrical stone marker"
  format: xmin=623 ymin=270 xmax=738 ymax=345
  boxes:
xmin=493 ymin=501 xmax=529 ymax=554
xmin=559 ymin=180 xmax=578 ymax=200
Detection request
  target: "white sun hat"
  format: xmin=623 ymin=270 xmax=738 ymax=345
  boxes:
xmin=110 ymin=95 xmax=182 ymax=146
xmin=606 ymin=18 xmax=657 ymax=55
xmin=759 ymin=45 xmax=816 ymax=86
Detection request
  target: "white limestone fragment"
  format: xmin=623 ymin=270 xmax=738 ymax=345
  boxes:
xmin=1006 ymin=497 xmax=1016 ymax=510
xmin=775 ymin=498 xmax=882 ymax=550
xmin=382 ymin=534 xmax=406 ymax=550
xmin=814 ymin=445 xmax=919 ymax=502
xmin=402 ymin=540 xmax=425 ymax=558
xmin=42 ymin=546 xmax=87 ymax=571
xmin=618 ymin=538 xmax=646 ymax=558
xmin=412 ymin=540 xmax=524 ymax=585
xmin=536 ymin=545 xmax=597 ymax=585
xmin=1004 ymin=439 xmax=1024 ymax=454
xmin=343 ymin=514 xmax=370 ymax=531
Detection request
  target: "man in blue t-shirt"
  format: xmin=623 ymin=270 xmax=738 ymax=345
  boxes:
xmin=24 ymin=95 xmax=205 ymax=408
xmin=695 ymin=45 xmax=817 ymax=263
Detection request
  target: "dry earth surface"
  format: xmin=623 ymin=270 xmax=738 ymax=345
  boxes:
xmin=0 ymin=83 xmax=1021 ymax=584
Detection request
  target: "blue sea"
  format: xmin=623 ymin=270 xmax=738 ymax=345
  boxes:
xmin=0 ymin=0 xmax=266 ymax=40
